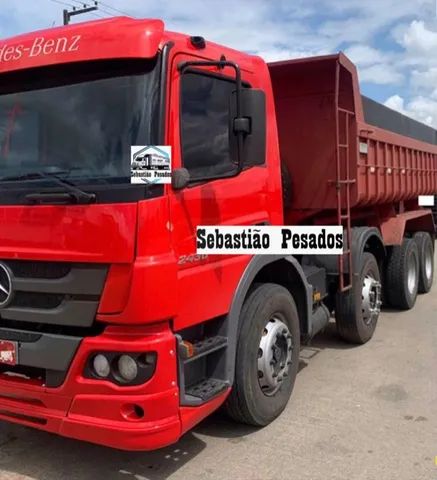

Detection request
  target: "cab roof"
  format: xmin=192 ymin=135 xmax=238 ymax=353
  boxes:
xmin=0 ymin=16 xmax=260 ymax=74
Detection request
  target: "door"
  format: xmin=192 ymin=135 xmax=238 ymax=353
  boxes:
xmin=167 ymin=54 xmax=271 ymax=329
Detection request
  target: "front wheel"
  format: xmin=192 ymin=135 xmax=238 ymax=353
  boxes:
xmin=335 ymin=252 xmax=382 ymax=344
xmin=225 ymin=283 xmax=300 ymax=427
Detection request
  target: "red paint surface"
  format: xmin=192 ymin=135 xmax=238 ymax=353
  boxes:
xmin=0 ymin=204 xmax=137 ymax=262
xmin=0 ymin=323 xmax=182 ymax=451
xmin=0 ymin=17 xmax=164 ymax=73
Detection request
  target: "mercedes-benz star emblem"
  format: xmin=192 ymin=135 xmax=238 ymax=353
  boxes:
xmin=0 ymin=264 xmax=13 ymax=308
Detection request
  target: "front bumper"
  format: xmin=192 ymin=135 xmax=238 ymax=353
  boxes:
xmin=0 ymin=323 xmax=183 ymax=451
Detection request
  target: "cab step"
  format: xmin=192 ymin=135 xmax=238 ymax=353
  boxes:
xmin=176 ymin=316 xmax=231 ymax=407
xmin=179 ymin=335 xmax=227 ymax=362
xmin=185 ymin=378 xmax=229 ymax=404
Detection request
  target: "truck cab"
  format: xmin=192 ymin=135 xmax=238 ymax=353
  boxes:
xmin=0 ymin=17 xmax=283 ymax=450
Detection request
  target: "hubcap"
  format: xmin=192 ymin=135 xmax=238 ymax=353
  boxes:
xmin=362 ymin=275 xmax=382 ymax=325
xmin=407 ymin=254 xmax=417 ymax=295
xmin=257 ymin=317 xmax=292 ymax=396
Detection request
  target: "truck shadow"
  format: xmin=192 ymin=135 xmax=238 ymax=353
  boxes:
xmin=304 ymin=320 xmax=358 ymax=351
xmin=0 ymin=321 xmax=362 ymax=480
xmin=0 ymin=414 xmax=258 ymax=480
xmin=0 ymin=425 xmax=207 ymax=480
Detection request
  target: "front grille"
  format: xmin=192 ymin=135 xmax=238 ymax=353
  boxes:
xmin=11 ymin=292 xmax=65 ymax=309
xmin=0 ymin=260 xmax=109 ymax=387
xmin=0 ymin=327 xmax=41 ymax=342
xmin=0 ymin=260 xmax=108 ymax=330
xmin=4 ymin=260 xmax=71 ymax=279
xmin=0 ymin=319 xmax=105 ymax=337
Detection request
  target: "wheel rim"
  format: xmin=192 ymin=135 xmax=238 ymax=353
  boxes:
xmin=425 ymin=247 xmax=433 ymax=281
xmin=407 ymin=254 xmax=417 ymax=295
xmin=361 ymin=275 xmax=382 ymax=325
xmin=257 ymin=316 xmax=292 ymax=397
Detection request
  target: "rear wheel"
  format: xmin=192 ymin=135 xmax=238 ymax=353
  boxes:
xmin=413 ymin=232 xmax=434 ymax=294
xmin=386 ymin=238 xmax=419 ymax=309
xmin=335 ymin=252 xmax=382 ymax=344
xmin=225 ymin=283 xmax=300 ymax=426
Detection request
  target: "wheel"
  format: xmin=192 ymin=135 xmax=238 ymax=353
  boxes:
xmin=335 ymin=252 xmax=382 ymax=344
xmin=386 ymin=238 xmax=419 ymax=309
xmin=413 ymin=232 xmax=434 ymax=293
xmin=225 ymin=283 xmax=300 ymax=427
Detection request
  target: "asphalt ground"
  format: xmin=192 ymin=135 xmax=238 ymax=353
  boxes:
xmin=0 ymin=271 xmax=435 ymax=480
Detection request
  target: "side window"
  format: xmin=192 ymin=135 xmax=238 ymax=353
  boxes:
xmin=180 ymin=72 xmax=236 ymax=180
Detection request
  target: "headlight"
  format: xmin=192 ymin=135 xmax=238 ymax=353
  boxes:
xmin=92 ymin=354 xmax=110 ymax=378
xmin=85 ymin=351 xmax=157 ymax=386
xmin=117 ymin=355 xmax=138 ymax=383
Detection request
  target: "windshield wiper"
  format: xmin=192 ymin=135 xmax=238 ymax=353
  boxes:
xmin=0 ymin=171 xmax=96 ymax=205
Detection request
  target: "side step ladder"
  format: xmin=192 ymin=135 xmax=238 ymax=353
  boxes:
xmin=177 ymin=333 xmax=229 ymax=406
xmin=333 ymin=60 xmax=356 ymax=292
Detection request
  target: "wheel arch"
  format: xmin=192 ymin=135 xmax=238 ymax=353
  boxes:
xmin=353 ymin=227 xmax=386 ymax=271
xmin=380 ymin=210 xmax=435 ymax=245
xmin=405 ymin=213 xmax=436 ymax=239
xmin=225 ymin=255 xmax=312 ymax=385
xmin=309 ymin=227 xmax=386 ymax=276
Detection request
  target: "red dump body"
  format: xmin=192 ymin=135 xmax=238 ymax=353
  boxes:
xmin=269 ymin=53 xmax=437 ymax=219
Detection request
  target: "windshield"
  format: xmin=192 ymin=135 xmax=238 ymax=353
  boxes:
xmin=0 ymin=57 xmax=161 ymax=203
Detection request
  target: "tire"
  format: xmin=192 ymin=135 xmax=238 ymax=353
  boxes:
xmin=413 ymin=232 xmax=434 ymax=294
xmin=225 ymin=283 xmax=300 ymax=427
xmin=385 ymin=238 xmax=419 ymax=309
xmin=335 ymin=252 xmax=382 ymax=344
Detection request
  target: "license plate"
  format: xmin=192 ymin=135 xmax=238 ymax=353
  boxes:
xmin=0 ymin=341 xmax=18 ymax=366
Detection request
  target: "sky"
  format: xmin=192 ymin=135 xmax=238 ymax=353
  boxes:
xmin=1 ymin=0 xmax=437 ymax=126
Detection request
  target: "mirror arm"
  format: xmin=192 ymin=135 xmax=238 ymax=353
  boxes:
xmin=178 ymin=59 xmax=245 ymax=171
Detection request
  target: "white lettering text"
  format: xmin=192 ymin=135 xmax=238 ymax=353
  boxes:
xmin=0 ymin=34 xmax=82 ymax=63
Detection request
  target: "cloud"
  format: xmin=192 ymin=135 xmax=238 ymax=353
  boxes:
xmin=407 ymin=96 xmax=436 ymax=125
xmin=0 ymin=1 xmax=427 ymax=59
xmin=384 ymin=94 xmax=405 ymax=113
xmin=0 ymin=0 xmax=436 ymax=129
xmin=385 ymin=94 xmax=435 ymax=126
xmin=317 ymin=0 xmax=429 ymax=44
xmin=345 ymin=44 xmax=403 ymax=85
xmin=344 ymin=45 xmax=387 ymax=67
xmin=383 ymin=19 xmax=437 ymax=127
xmin=0 ymin=1 xmax=328 ymax=60
xmin=411 ymin=67 xmax=437 ymax=90
xmin=359 ymin=64 xmax=404 ymax=85
xmin=400 ymin=20 xmax=437 ymax=54
xmin=255 ymin=47 xmax=329 ymax=63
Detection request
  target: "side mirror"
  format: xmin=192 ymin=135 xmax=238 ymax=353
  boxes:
xmin=172 ymin=168 xmax=190 ymax=190
xmin=230 ymin=89 xmax=266 ymax=168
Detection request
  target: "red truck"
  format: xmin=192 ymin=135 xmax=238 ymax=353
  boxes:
xmin=0 ymin=17 xmax=435 ymax=451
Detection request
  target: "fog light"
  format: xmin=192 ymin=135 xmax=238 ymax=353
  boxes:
xmin=93 ymin=354 xmax=110 ymax=378
xmin=117 ymin=355 xmax=138 ymax=382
